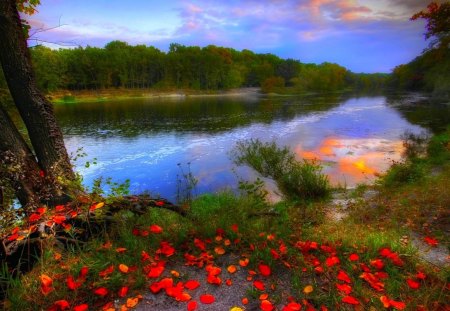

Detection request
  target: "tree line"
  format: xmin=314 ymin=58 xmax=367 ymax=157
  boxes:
xmin=390 ymin=2 xmax=450 ymax=99
xmin=20 ymin=41 xmax=388 ymax=94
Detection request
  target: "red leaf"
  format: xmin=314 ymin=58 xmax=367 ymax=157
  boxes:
xmin=337 ymin=270 xmax=351 ymax=283
xmin=147 ymin=266 xmax=164 ymax=278
xmin=49 ymin=300 xmax=70 ymax=310
xmin=336 ymin=283 xmax=352 ymax=295
xmin=253 ymin=280 xmax=265 ymax=291
xmin=187 ymin=300 xmax=198 ymax=311
xmin=416 ymin=271 xmax=426 ymax=280
xmin=424 ymin=236 xmax=438 ymax=247
xmin=93 ymin=287 xmax=108 ymax=297
xmin=370 ymin=259 xmax=385 ymax=270
xmin=118 ymin=286 xmax=129 ymax=298
xmin=184 ymin=280 xmax=200 ymax=290
xmin=79 ymin=266 xmax=89 ymax=280
xmin=260 ymin=299 xmax=274 ymax=311
xmin=258 ymin=263 xmax=271 ymax=277
xmin=342 ymin=295 xmax=359 ymax=305
xmin=199 ymin=294 xmax=215 ymax=304
xmin=150 ymin=224 xmax=163 ymax=234
xmin=66 ymin=276 xmax=82 ymax=290
xmin=406 ymin=278 xmax=420 ymax=289
xmin=99 ymin=265 xmax=114 ymax=278
xmin=29 ymin=213 xmax=41 ymax=223
xmin=283 ymin=302 xmax=301 ymax=311
xmin=52 ymin=215 xmax=66 ymax=225
xmin=73 ymin=304 xmax=88 ymax=311
xmin=349 ymin=253 xmax=359 ymax=261
xmin=231 ymin=224 xmax=239 ymax=232
xmin=325 ymin=256 xmax=340 ymax=267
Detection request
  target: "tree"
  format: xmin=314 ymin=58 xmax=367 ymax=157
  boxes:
xmin=411 ymin=2 xmax=450 ymax=49
xmin=0 ymin=0 xmax=76 ymax=209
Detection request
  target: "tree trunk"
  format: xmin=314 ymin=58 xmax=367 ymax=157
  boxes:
xmin=0 ymin=0 xmax=75 ymax=192
xmin=0 ymin=105 xmax=43 ymax=208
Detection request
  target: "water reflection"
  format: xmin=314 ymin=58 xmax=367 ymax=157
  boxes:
xmin=55 ymin=94 xmax=443 ymax=201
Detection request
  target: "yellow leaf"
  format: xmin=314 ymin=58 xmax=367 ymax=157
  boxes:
xmin=303 ymin=285 xmax=313 ymax=294
xmin=171 ymin=270 xmax=180 ymax=278
xmin=230 ymin=307 xmax=244 ymax=311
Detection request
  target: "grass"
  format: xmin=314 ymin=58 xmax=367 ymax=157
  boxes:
xmin=1 ymin=131 xmax=449 ymax=310
xmin=232 ymin=139 xmax=331 ymax=201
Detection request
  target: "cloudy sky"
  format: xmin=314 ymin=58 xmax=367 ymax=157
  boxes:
xmin=27 ymin=0 xmax=434 ymax=73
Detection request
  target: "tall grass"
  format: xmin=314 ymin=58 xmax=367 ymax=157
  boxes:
xmin=232 ymin=139 xmax=330 ymax=201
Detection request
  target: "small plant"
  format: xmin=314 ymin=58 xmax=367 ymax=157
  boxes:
xmin=232 ymin=139 xmax=330 ymax=201
xmin=176 ymin=162 xmax=198 ymax=205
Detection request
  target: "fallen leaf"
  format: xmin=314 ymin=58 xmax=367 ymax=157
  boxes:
xmin=303 ymin=285 xmax=313 ymax=294
xmin=342 ymin=295 xmax=359 ymax=305
xmin=258 ymin=263 xmax=271 ymax=277
xmin=260 ymin=299 xmax=274 ymax=311
xmin=187 ymin=301 xmax=198 ymax=311
xmin=227 ymin=265 xmax=237 ymax=274
xmin=200 ymin=294 xmax=215 ymax=304
xmin=119 ymin=264 xmax=129 ymax=274
xmin=126 ymin=297 xmax=139 ymax=308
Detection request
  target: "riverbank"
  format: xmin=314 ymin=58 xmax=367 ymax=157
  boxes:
xmin=49 ymin=87 xmax=262 ymax=104
xmin=2 ymin=129 xmax=449 ymax=310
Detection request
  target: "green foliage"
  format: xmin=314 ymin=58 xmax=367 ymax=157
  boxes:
xmin=381 ymin=128 xmax=450 ymax=187
xmin=232 ymin=139 xmax=330 ymax=201
xmin=28 ymin=41 xmax=388 ymax=94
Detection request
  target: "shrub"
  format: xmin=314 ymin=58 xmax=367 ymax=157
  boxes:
xmin=232 ymin=139 xmax=330 ymax=201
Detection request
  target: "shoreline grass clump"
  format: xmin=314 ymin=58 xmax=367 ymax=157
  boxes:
xmin=232 ymin=139 xmax=330 ymax=201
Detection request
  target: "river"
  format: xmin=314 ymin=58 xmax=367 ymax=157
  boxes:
xmin=54 ymin=92 xmax=449 ymax=202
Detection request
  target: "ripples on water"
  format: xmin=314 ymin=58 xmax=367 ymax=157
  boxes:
xmin=55 ymin=93 xmax=448 ymax=201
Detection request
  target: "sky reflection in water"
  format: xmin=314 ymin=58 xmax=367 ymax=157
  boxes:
xmin=58 ymin=95 xmax=427 ymax=201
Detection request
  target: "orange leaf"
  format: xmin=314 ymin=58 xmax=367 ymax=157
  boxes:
xmin=303 ymin=285 xmax=313 ymax=294
xmin=119 ymin=264 xmax=129 ymax=273
xmin=116 ymin=247 xmax=127 ymax=253
xmin=227 ymin=265 xmax=237 ymax=274
xmin=214 ymin=246 xmax=225 ymax=255
xmin=239 ymin=258 xmax=249 ymax=267
xmin=90 ymin=202 xmax=104 ymax=212
xmin=199 ymin=294 xmax=215 ymax=304
xmin=242 ymin=297 xmax=249 ymax=305
xmin=259 ymin=293 xmax=269 ymax=300
xmin=126 ymin=297 xmax=139 ymax=308
xmin=40 ymin=274 xmax=53 ymax=288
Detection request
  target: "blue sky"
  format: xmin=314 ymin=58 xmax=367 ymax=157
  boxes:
xmin=27 ymin=0 xmax=436 ymax=73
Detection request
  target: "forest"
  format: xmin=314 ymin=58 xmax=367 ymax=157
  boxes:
xmin=2 ymin=42 xmax=388 ymax=94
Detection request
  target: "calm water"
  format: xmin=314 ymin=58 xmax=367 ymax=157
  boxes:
xmin=54 ymin=93 xmax=449 ymax=201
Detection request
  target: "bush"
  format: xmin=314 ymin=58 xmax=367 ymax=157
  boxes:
xmin=232 ymin=139 xmax=330 ymax=201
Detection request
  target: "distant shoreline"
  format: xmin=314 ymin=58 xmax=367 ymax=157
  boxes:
xmin=50 ymin=87 xmax=263 ymax=104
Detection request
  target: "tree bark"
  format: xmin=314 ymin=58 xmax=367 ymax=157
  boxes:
xmin=0 ymin=105 xmax=42 ymax=208
xmin=0 ymin=0 xmax=75 ymax=191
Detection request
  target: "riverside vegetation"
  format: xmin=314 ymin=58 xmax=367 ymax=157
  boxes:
xmin=1 ymin=129 xmax=449 ymax=310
